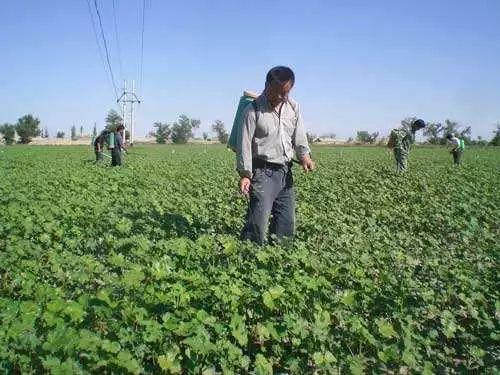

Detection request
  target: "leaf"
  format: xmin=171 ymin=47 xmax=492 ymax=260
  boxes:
xmin=121 ymin=267 xmax=145 ymax=289
xmin=341 ymin=290 xmax=356 ymax=306
xmin=254 ymin=354 xmax=273 ymax=375
xmin=114 ymin=351 xmax=141 ymax=374
xmin=377 ymin=319 xmax=398 ymax=339
xmin=349 ymin=355 xmax=365 ymax=375
xmin=64 ymin=301 xmax=86 ymax=323
xmin=423 ymin=361 xmax=433 ymax=375
xmin=440 ymin=310 xmax=458 ymax=339
xmin=158 ymin=346 xmax=182 ymax=374
xmin=230 ymin=314 xmax=248 ymax=347
xmin=402 ymin=349 xmax=417 ymax=368
xmin=262 ymin=286 xmax=285 ymax=310
xmin=262 ymin=291 xmax=275 ymax=310
xmin=101 ymin=339 xmax=121 ymax=354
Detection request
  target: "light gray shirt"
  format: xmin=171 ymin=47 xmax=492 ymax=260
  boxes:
xmin=448 ymin=136 xmax=460 ymax=149
xmin=236 ymin=94 xmax=310 ymax=178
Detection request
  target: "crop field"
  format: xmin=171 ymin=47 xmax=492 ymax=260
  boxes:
xmin=0 ymin=145 xmax=498 ymax=374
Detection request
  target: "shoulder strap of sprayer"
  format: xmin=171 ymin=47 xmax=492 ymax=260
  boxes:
xmin=251 ymin=100 xmax=261 ymax=128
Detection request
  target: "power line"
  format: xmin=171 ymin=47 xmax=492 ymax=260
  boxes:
xmin=112 ymin=0 xmax=124 ymax=82
xmin=138 ymin=0 xmax=146 ymax=95
xmin=93 ymin=0 xmax=119 ymax=100
xmin=85 ymin=0 xmax=116 ymax=100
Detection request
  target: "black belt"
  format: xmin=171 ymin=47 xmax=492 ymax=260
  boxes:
xmin=253 ymin=158 xmax=292 ymax=170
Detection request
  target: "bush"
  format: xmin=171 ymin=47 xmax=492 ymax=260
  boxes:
xmin=0 ymin=123 xmax=16 ymax=145
xmin=15 ymin=114 xmax=41 ymax=144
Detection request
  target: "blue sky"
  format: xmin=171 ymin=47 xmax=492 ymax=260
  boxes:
xmin=1 ymin=0 xmax=499 ymax=140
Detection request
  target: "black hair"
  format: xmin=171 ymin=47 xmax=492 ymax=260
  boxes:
xmin=116 ymin=124 xmax=125 ymax=131
xmin=412 ymin=119 xmax=426 ymax=129
xmin=266 ymin=66 xmax=295 ymax=86
xmin=446 ymin=133 xmax=453 ymax=139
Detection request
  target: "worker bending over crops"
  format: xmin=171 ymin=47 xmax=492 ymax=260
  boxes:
xmin=446 ymin=133 xmax=465 ymax=166
xmin=93 ymin=130 xmax=109 ymax=162
xmin=237 ymin=66 xmax=315 ymax=244
xmin=387 ymin=119 xmax=426 ymax=172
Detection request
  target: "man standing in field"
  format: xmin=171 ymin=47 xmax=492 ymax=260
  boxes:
xmin=446 ymin=133 xmax=464 ymax=166
xmin=387 ymin=119 xmax=426 ymax=172
xmin=237 ymin=66 xmax=315 ymax=244
xmin=111 ymin=124 xmax=126 ymax=167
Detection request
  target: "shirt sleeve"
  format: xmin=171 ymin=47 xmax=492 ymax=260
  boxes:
xmin=292 ymin=104 xmax=311 ymax=160
xmin=236 ymin=105 xmax=256 ymax=178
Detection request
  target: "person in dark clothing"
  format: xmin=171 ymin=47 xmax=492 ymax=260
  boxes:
xmin=446 ymin=133 xmax=464 ymax=166
xmin=387 ymin=119 xmax=426 ymax=172
xmin=93 ymin=130 xmax=109 ymax=162
xmin=111 ymin=124 xmax=126 ymax=167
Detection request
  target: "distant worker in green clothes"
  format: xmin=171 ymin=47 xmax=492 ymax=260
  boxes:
xmin=110 ymin=124 xmax=126 ymax=167
xmin=387 ymin=119 xmax=426 ymax=172
xmin=93 ymin=129 xmax=109 ymax=162
xmin=446 ymin=133 xmax=465 ymax=166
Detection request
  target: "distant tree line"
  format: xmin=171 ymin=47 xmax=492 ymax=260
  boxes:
xmin=347 ymin=117 xmax=499 ymax=146
xmin=0 ymin=115 xmax=41 ymax=144
xmin=0 ymin=113 xmax=100 ymax=145
xmin=150 ymin=115 xmax=230 ymax=145
xmin=150 ymin=115 xmax=200 ymax=144
xmin=2 ymin=113 xmax=500 ymax=146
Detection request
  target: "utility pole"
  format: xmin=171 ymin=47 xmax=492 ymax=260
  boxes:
xmin=117 ymin=80 xmax=141 ymax=145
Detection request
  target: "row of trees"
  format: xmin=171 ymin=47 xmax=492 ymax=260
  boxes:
xmin=150 ymin=116 xmax=228 ymax=144
xmin=0 ymin=115 xmax=41 ymax=144
xmin=2 ymin=112 xmax=500 ymax=147
xmin=0 ymin=114 xmax=100 ymax=144
xmin=308 ymin=117 xmax=500 ymax=146
xmin=151 ymin=115 xmax=200 ymax=144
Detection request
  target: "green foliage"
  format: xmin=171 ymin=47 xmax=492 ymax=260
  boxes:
xmin=211 ymin=120 xmax=228 ymax=144
xmin=171 ymin=115 xmax=200 ymax=144
xmin=105 ymin=109 xmax=123 ymax=132
xmin=490 ymin=124 xmax=500 ymax=146
xmin=356 ymin=130 xmax=379 ymax=144
xmin=152 ymin=122 xmax=171 ymax=144
xmin=0 ymin=145 xmax=498 ymax=373
xmin=56 ymin=131 xmax=65 ymax=139
xmin=424 ymin=119 xmax=473 ymax=145
xmin=423 ymin=121 xmax=443 ymax=144
xmin=0 ymin=123 xmax=16 ymax=145
xmin=15 ymin=114 xmax=41 ymax=143
xmin=71 ymin=125 xmax=77 ymax=141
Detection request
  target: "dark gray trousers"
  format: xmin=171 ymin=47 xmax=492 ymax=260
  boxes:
xmin=241 ymin=163 xmax=295 ymax=245
xmin=452 ymin=149 xmax=463 ymax=165
xmin=111 ymin=148 xmax=122 ymax=166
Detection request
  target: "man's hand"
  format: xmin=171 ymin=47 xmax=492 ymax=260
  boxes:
xmin=301 ymin=155 xmax=315 ymax=172
xmin=239 ymin=177 xmax=251 ymax=197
